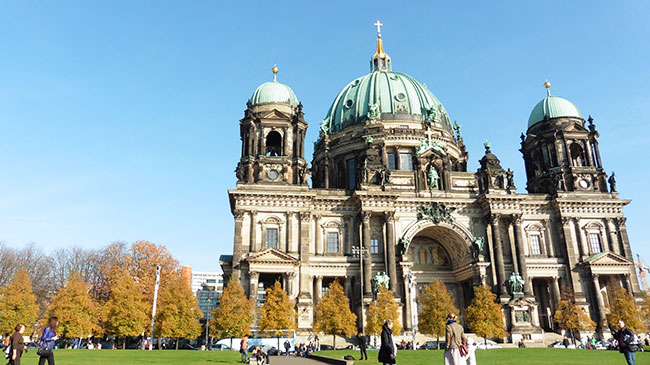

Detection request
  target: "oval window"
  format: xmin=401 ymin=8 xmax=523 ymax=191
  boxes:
xmin=345 ymin=99 xmax=354 ymax=109
xmin=395 ymin=92 xmax=407 ymax=102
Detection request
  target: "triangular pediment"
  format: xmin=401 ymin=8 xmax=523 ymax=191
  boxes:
xmin=246 ymin=248 xmax=298 ymax=264
xmin=261 ymin=109 xmax=291 ymax=120
xmin=584 ymin=251 xmax=632 ymax=266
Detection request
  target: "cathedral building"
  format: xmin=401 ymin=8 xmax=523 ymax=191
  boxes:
xmin=220 ymin=24 xmax=640 ymax=341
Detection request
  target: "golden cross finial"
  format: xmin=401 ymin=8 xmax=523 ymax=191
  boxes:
xmin=544 ymin=79 xmax=551 ymax=96
xmin=374 ymin=20 xmax=383 ymax=37
xmin=272 ymin=64 xmax=278 ymax=82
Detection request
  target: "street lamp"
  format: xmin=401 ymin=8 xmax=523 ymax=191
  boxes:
xmin=408 ymin=269 xmax=417 ymax=349
xmin=205 ymin=297 xmax=212 ymax=348
xmin=352 ymin=245 xmax=369 ymax=333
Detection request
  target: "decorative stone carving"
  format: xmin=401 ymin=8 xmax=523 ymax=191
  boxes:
xmin=372 ymin=271 xmax=390 ymax=292
xmin=417 ymin=203 xmax=455 ymax=224
xmin=471 ymin=237 xmax=485 ymax=258
xmin=508 ymin=272 xmax=524 ymax=295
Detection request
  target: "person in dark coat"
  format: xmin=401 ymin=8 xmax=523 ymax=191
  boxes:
xmin=9 ymin=323 xmax=27 ymax=365
xmin=357 ymin=331 xmax=367 ymax=360
xmin=612 ymin=319 xmax=639 ymax=365
xmin=378 ymin=319 xmax=396 ymax=365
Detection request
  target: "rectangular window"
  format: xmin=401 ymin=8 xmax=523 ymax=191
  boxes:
xmin=399 ymin=153 xmax=413 ymax=171
xmin=387 ymin=153 xmax=396 ymax=170
xmin=370 ymin=239 xmax=379 ymax=254
xmin=347 ymin=158 xmax=356 ymax=190
xmin=529 ymin=235 xmax=542 ymax=255
xmin=265 ymin=228 xmax=278 ymax=249
xmin=322 ymin=286 xmax=329 ymax=298
xmin=327 ymin=232 xmax=339 ymax=253
xmin=589 ymin=233 xmax=602 ymax=253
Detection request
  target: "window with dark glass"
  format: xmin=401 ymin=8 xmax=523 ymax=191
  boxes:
xmin=370 ymin=239 xmax=379 ymax=254
xmin=346 ymin=158 xmax=356 ymax=190
xmin=529 ymin=235 xmax=542 ymax=255
xmin=399 ymin=153 xmax=413 ymax=170
xmin=387 ymin=152 xmax=396 ymax=170
xmin=265 ymin=228 xmax=278 ymax=249
xmin=327 ymin=232 xmax=339 ymax=253
xmin=589 ymin=233 xmax=602 ymax=253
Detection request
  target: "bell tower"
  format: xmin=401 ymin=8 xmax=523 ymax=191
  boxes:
xmin=520 ymin=81 xmax=607 ymax=194
xmin=236 ymin=66 xmax=309 ymax=185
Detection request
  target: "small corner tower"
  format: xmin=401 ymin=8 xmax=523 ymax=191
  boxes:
xmin=236 ymin=66 xmax=309 ymax=185
xmin=520 ymin=81 xmax=606 ymax=194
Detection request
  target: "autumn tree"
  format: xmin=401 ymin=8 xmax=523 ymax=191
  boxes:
xmin=606 ymin=287 xmax=647 ymax=333
xmin=418 ymin=280 xmax=458 ymax=349
xmin=553 ymin=290 xmax=595 ymax=344
xmin=465 ymin=285 xmax=506 ymax=346
xmin=0 ymin=268 xmax=38 ymax=334
xmin=640 ymin=292 xmax=650 ymax=329
xmin=313 ymin=280 xmax=357 ymax=348
xmin=257 ymin=281 xmax=297 ymax=349
xmin=126 ymin=241 xmax=179 ymax=310
xmin=210 ymin=280 xmax=254 ymax=349
xmin=103 ymin=271 xmax=149 ymax=349
xmin=366 ymin=285 xmax=401 ymax=337
xmin=45 ymin=272 xmax=100 ymax=340
xmin=156 ymin=271 xmax=202 ymax=349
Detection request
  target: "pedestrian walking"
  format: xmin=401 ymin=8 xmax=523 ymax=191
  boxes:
xmin=378 ymin=319 xmax=397 ymax=365
xmin=590 ymin=336 xmax=596 ymax=350
xmin=357 ymin=331 xmax=368 ymax=360
xmin=284 ymin=339 xmax=291 ymax=357
xmin=240 ymin=335 xmax=249 ymax=363
xmin=444 ymin=313 xmax=466 ymax=365
xmin=464 ymin=337 xmax=478 ymax=365
xmin=612 ymin=319 xmax=640 ymax=365
xmin=9 ymin=324 xmax=27 ymax=365
xmin=38 ymin=316 xmax=59 ymax=365
xmin=314 ymin=336 xmax=320 ymax=351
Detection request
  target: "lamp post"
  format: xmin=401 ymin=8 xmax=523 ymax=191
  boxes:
xmin=205 ymin=297 xmax=212 ymax=348
xmin=352 ymin=245 xmax=368 ymax=333
xmin=407 ymin=269 xmax=417 ymax=349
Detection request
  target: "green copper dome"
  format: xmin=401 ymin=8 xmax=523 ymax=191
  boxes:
xmin=528 ymin=95 xmax=582 ymax=128
xmin=321 ymin=71 xmax=452 ymax=134
xmin=250 ymin=81 xmax=299 ymax=107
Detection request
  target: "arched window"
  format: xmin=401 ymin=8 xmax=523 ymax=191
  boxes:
xmin=583 ymin=222 xmax=605 ymax=254
xmin=265 ymin=131 xmax=282 ymax=156
xmin=570 ymin=143 xmax=584 ymax=167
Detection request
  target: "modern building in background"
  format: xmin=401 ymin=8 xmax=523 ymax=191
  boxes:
xmin=191 ymin=271 xmax=223 ymax=293
xmin=220 ymin=24 xmax=641 ymax=342
xmin=180 ymin=266 xmax=223 ymax=317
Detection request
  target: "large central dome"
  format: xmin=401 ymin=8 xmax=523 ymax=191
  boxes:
xmin=322 ymin=71 xmax=452 ymax=134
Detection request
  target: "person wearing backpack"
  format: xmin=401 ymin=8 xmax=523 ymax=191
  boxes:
xmin=9 ymin=323 xmax=27 ymax=365
xmin=38 ymin=316 xmax=59 ymax=365
xmin=612 ymin=319 xmax=639 ymax=365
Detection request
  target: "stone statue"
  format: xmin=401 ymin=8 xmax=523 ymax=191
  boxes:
xmin=379 ymin=168 xmax=389 ymax=189
xmin=506 ymin=169 xmax=515 ymax=191
xmin=235 ymin=163 xmax=245 ymax=182
xmin=424 ymin=106 xmax=438 ymax=123
xmin=417 ymin=202 xmax=455 ymax=224
xmin=367 ymin=103 xmax=381 ymax=121
xmin=298 ymin=165 xmax=311 ymax=185
xmin=470 ymin=237 xmax=485 ymax=258
xmin=320 ymin=118 xmax=329 ymax=135
xmin=365 ymin=135 xmax=374 ymax=144
xmin=397 ymin=238 xmax=410 ymax=255
xmin=608 ymin=172 xmax=617 ymax=192
xmin=427 ymin=165 xmax=439 ymax=190
xmin=372 ymin=272 xmax=390 ymax=292
xmin=361 ymin=157 xmax=369 ymax=184
xmin=508 ymin=272 xmax=524 ymax=294
xmin=453 ymin=120 xmax=462 ymax=141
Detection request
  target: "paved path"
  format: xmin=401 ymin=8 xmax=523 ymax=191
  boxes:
xmin=270 ymin=355 xmax=328 ymax=364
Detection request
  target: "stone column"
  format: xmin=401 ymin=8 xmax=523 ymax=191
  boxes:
xmin=287 ymin=212 xmax=294 ymax=253
xmin=384 ymin=211 xmax=398 ymax=296
xmin=512 ymin=214 xmax=533 ymax=296
xmin=488 ymin=214 xmax=507 ymax=297
xmin=288 ymin=272 xmax=297 ymax=298
xmin=362 ymin=212 xmax=373 ymax=297
xmin=298 ymin=212 xmax=312 ymax=298
xmin=344 ymin=278 xmax=352 ymax=300
xmin=249 ymin=271 xmax=259 ymax=301
xmin=616 ymin=218 xmax=642 ymax=295
xmin=560 ymin=217 xmax=584 ymax=298
xmin=231 ymin=210 xmax=245 ymax=281
xmin=625 ymin=273 xmax=634 ymax=296
xmin=591 ymin=274 xmax=607 ymax=328
xmin=551 ymin=276 xmax=562 ymax=306
xmin=314 ymin=215 xmax=322 ymax=255
xmin=315 ymin=276 xmax=323 ymax=304
xmin=402 ymin=273 xmax=412 ymax=330
xmin=250 ymin=210 xmax=258 ymax=252
xmin=605 ymin=218 xmax=620 ymax=255
xmin=572 ymin=218 xmax=587 ymax=258
xmin=542 ymin=219 xmax=555 ymax=257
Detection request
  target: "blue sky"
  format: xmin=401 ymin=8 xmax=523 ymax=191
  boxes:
xmin=1 ymin=1 xmax=649 ymax=272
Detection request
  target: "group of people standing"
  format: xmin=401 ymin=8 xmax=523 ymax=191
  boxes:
xmin=5 ymin=316 xmax=59 ymax=365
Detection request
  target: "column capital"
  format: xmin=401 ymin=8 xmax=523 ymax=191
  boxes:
xmin=234 ymin=210 xmax=246 ymax=220
xmin=485 ymin=213 xmax=501 ymax=225
xmin=591 ymin=273 xmax=599 ymax=280
xmin=561 ymin=217 xmax=572 ymax=226
xmin=615 ymin=217 xmax=627 ymax=228
xmin=510 ymin=213 xmax=523 ymax=226
xmin=250 ymin=210 xmax=258 ymax=216
xmin=299 ymin=211 xmax=311 ymax=221
xmin=383 ymin=211 xmax=396 ymax=223
xmin=362 ymin=211 xmax=373 ymax=222
xmin=288 ymin=272 xmax=297 ymax=279
xmin=250 ymin=271 xmax=259 ymax=280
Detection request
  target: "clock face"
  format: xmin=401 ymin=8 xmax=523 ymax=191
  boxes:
xmin=578 ymin=179 xmax=589 ymax=189
xmin=267 ymin=169 xmax=280 ymax=180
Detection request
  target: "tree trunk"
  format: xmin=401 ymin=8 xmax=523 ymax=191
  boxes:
xmin=176 ymin=337 xmax=179 ymax=350
xmin=333 ymin=334 xmax=336 ymax=349
xmin=158 ymin=337 xmax=162 ymax=350
xmin=484 ymin=337 xmax=487 ymax=348
xmin=230 ymin=337 xmax=233 ymax=350
xmin=437 ymin=335 xmax=440 ymax=350
xmin=122 ymin=337 xmax=126 ymax=350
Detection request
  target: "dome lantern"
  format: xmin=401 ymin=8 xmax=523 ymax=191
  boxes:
xmin=370 ymin=20 xmax=391 ymax=72
xmin=249 ymin=65 xmax=299 ymax=107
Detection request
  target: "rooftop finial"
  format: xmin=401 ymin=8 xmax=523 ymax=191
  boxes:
xmin=374 ymin=20 xmax=383 ymax=37
xmin=544 ymin=79 xmax=551 ymax=96
xmin=371 ymin=21 xmax=391 ymax=72
xmin=272 ymin=64 xmax=279 ymax=82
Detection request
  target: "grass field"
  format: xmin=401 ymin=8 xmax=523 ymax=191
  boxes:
xmin=12 ymin=348 xmax=650 ymax=364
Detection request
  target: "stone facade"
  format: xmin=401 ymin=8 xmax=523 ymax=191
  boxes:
xmin=221 ymin=34 xmax=640 ymax=342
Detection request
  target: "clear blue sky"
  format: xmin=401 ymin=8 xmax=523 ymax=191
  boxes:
xmin=1 ymin=1 xmax=649 ymax=272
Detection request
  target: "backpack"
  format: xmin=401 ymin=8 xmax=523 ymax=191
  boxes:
xmin=3 ymin=338 xmax=11 ymax=360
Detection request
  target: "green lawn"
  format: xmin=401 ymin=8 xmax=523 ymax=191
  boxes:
xmin=316 ymin=348 xmax=650 ymax=365
xmin=13 ymin=348 xmax=650 ymax=364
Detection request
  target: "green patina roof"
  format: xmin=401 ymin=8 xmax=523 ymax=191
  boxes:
xmin=528 ymin=95 xmax=581 ymax=128
xmin=250 ymin=81 xmax=299 ymax=107
xmin=322 ymin=71 xmax=452 ymax=134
